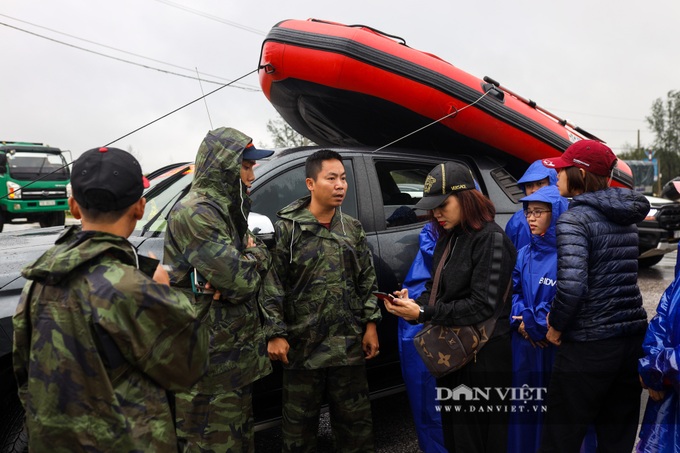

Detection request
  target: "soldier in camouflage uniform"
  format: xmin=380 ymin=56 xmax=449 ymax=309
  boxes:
xmin=12 ymin=147 xmax=209 ymax=452
xmin=163 ymin=127 xmax=274 ymax=452
xmin=263 ymin=149 xmax=381 ymax=453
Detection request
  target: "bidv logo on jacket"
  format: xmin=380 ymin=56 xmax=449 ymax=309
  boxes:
xmin=539 ymin=277 xmax=557 ymax=287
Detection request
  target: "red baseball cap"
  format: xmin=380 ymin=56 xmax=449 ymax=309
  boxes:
xmin=542 ymin=140 xmax=617 ymax=177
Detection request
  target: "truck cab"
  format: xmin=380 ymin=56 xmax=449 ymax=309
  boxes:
xmin=0 ymin=141 xmax=71 ymax=232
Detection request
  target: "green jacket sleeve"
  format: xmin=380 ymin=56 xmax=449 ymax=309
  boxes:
xmin=260 ymin=221 xmax=289 ymax=340
xmin=169 ymin=202 xmax=271 ymax=304
xmin=100 ymin=270 xmax=209 ymax=391
xmin=352 ymin=219 xmax=381 ymax=325
xmin=11 ymin=282 xmax=34 ymax=407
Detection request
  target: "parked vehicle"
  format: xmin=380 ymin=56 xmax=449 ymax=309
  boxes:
xmin=637 ymin=195 xmax=680 ymax=267
xmin=0 ymin=145 xmax=526 ymax=448
xmin=0 ymin=141 xmax=71 ymax=233
xmin=1 ymin=144 xmax=672 ymax=448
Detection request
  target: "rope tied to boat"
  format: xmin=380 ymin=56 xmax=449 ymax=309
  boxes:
xmin=372 ymin=89 xmax=492 ymax=153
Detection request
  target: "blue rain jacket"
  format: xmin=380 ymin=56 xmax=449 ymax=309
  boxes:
xmin=508 ymin=186 xmax=574 ymax=453
xmin=637 ymin=277 xmax=680 ymax=452
xmin=505 ymin=160 xmax=558 ymax=251
xmin=397 ymin=222 xmax=447 ymax=453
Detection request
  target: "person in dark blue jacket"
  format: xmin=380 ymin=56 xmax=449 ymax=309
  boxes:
xmin=539 ymin=140 xmax=650 ymax=453
xmin=637 ymin=276 xmax=680 ymax=452
xmin=505 ymin=160 xmax=557 ymax=251
xmin=508 ymin=185 xmax=568 ymax=453
xmin=397 ymin=220 xmax=447 ymax=453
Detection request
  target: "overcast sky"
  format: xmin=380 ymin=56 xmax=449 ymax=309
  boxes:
xmin=1 ymin=0 xmax=678 ymax=173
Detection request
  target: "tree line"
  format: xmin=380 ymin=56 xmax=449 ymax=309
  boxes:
xmin=618 ymin=90 xmax=680 ymax=192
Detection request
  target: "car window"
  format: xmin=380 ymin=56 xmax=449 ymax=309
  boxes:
xmin=374 ymin=161 xmax=439 ymax=228
xmin=139 ymin=171 xmax=194 ymax=235
xmin=251 ymin=160 xmax=357 ymax=224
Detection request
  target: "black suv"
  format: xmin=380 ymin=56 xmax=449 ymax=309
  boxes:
xmin=637 ymin=195 xmax=680 ymax=268
xmin=0 ymin=146 xmax=527 ymax=448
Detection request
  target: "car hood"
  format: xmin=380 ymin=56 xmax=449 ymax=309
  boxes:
xmin=0 ymin=226 xmax=66 ymax=318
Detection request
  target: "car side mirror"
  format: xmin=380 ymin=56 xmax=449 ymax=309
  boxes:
xmin=0 ymin=153 xmax=6 ymax=172
xmin=248 ymin=212 xmax=274 ymax=235
xmin=248 ymin=212 xmax=275 ymax=248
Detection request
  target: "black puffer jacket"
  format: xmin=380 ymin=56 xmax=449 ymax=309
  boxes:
xmin=417 ymin=221 xmax=517 ymax=338
xmin=550 ymin=187 xmax=649 ymax=341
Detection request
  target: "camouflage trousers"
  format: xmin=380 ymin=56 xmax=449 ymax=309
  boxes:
xmin=282 ymin=365 xmax=375 ymax=453
xmin=175 ymin=384 xmax=254 ymax=453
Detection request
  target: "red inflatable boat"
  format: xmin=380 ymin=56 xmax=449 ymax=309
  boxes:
xmin=258 ymin=19 xmax=601 ymax=164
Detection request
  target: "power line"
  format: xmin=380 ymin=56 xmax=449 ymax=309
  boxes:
xmin=0 ymin=13 xmax=259 ymax=90
xmin=0 ymin=21 xmax=259 ymax=91
xmin=104 ymin=68 xmax=258 ymax=146
xmin=546 ymin=107 xmax=645 ymax=123
xmin=151 ymin=0 xmax=267 ymax=36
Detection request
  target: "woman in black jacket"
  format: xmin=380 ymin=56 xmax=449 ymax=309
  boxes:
xmin=387 ymin=162 xmax=516 ymax=453
xmin=539 ymin=140 xmax=650 ymax=452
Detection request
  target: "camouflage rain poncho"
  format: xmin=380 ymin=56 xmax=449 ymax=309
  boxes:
xmin=262 ymin=196 xmax=381 ymax=369
xmin=13 ymin=226 xmax=208 ymax=452
xmin=163 ymin=127 xmax=272 ymax=393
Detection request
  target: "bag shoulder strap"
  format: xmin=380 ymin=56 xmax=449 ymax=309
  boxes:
xmin=427 ymin=236 xmax=455 ymax=307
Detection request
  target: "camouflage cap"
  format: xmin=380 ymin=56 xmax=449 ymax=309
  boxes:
xmin=415 ymin=162 xmax=475 ymax=210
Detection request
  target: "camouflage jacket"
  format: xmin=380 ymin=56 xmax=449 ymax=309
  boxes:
xmin=262 ymin=196 xmax=381 ymax=369
xmin=12 ymin=226 xmax=208 ymax=452
xmin=164 ymin=127 xmax=272 ymax=393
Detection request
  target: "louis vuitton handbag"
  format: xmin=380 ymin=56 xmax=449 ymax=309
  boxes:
xmin=413 ymin=236 xmax=509 ymax=378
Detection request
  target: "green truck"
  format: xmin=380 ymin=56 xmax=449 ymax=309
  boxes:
xmin=0 ymin=141 xmax=70 ymax=232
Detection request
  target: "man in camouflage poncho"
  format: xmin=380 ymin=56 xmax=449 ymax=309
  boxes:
xmin=13 ymin=147 xmax=209 ymax=452
xmin=264 ymin=150 xmax=381 ymax=453
xmin=163 ymin=127 xmax=273 ymax=452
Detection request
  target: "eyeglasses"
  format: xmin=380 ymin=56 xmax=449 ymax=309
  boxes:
xmin=524 ymin=209 xmax=551 ymax=218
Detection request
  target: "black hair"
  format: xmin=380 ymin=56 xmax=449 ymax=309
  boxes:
xmin=305 ymin=149 xmax=343 ymax=180
xmin=78 ymin=204 xmax=134 ymax=223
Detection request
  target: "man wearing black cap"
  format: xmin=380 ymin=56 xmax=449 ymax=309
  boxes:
xmin=163 ymin=127 xmax=275 ymax=452
xmin=12 ymin=147 xmax=209 ymax=452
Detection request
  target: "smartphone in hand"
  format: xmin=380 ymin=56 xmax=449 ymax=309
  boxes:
xmin=373 ymin=291 xmax=395 ymax=303
xmin=191 ymin=269 xmax=215 ymax=294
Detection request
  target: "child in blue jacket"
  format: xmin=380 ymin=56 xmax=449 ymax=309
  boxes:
xmin=509 ymin=185 xmax=568 ymax=452
xmin=504 ymin=160 xmax=557 ymax=251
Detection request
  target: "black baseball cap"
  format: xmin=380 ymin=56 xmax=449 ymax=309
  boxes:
xmin=72 ymin=147 xmax=149 ymax=212
xmin=242 ymin=142 xmax=274 ymax=160
xmin=415 ymin=162 xmax=476 ymax=210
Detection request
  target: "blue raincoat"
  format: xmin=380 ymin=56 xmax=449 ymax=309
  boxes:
xmin=397 ymin=222 xmax=447 ymax=453
xmin=508 ymin=185 xmax=570 ymax=453
xmin=637 ymin=276 xmax=680 ymax=452
xmin=505 ymin=160 xmax=558 ymax=251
